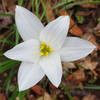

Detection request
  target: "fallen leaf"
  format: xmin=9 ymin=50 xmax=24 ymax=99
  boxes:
xmin=37 ymin=92 xmax=53 ymax=100
xmin=62 ymin=62 xmax=76 ymax=71
xmin=73 ymin=96 xmax=80 ymax=100
xmin=67 ymin=74 xmax=73 ymax=80
xmin=46 ymin=0 xmax=55 ymax=21
xmin=81 ymin=4 xmax=96 ymax=8
xmin=28 ymin=95 xmax=36 ymax=100
xmin=71 ymin=70 xmax=86 ymax=81
xmin=59 ymin=11 xmax=83 ymax=36
xmin=0 ymin=93 xmax=6 ymax=100
xmin=78 ymin=56 xmax=98 ymax=70
xmin=70 ymin=18 xmax=83 ymax=36
xmin=82 ymin=95 xmax=97 ymax=100
xmin=82 ymin=33 xmax=100 ymax=50
xmin=94 ymin=22 xmax=100 ymax=36
xmin=75 ymin=11 xmax=94 ymax=16
xmin=31 ymin=85 xmax=44 ymax=96
xmin=0 ymin=4 xmax=12 ymax=28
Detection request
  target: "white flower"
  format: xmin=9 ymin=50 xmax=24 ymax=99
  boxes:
xmin=4 ymin=6 xmax=96 ymax=91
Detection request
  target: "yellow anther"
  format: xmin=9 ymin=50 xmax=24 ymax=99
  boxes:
xmin=45 ymin=52 xmax=49 ymax=56
xmin=40 ymin=42 xmax=54 ymax=56
xmin=40 ymin=52 xmax=44 ymax=56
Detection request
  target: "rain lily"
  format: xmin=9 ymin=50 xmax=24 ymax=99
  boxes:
xmin=4 ymin=6 xmax=96 ymax=91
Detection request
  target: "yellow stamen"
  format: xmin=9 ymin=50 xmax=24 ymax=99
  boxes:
xmin=40 ymin=42 xmax=54 ymax=56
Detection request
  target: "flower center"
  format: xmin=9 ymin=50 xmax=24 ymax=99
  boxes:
xmin=40 ymin=42 xmax=54 ymax=56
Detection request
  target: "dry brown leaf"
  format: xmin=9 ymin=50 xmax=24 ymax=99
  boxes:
xmin=70 ymin=18 xmax=83 ymax=36
xmin=31 ymin=85 xmax=44 ymax=96
xmin=63 ymin=62 xmax=76 ymax=70
xmin=59 ymin=11 xmax=83 ymax=36
xmin=73 ymin=96 xmax=80 ymax=100
xmin=16 ymin=96 xmax=26 ymax=100
xmin=0 ymin=3 xmax=13 ymax=28
xmin=2 ymin=0 xmax=15 ymax=14
xmin=46 ymin=0 xmax=55 ymax=21
xmin=78 ymin=56 xmax=98 ymax=70
xmin=37 ymin=92 xmax=53 ymax=100
xmin=36 ymin=97 xmax=43 ymax=100
xmin=94 ymin=22 xmax=100 ymax=36
xmin=75 ymin=11 xmax=94 ymax=16
xmin=83 ymin=33 xmax=100 ymax=50
xmin=27 ymin=95 xmax=36 ymax=100
xmin=81 ymin=4 xmax=96 ymax=8
xmin=43 ymin=92 xmax=53 ymax=100
xmin=0 ymin=94 xmax=6 ymax=100
xmin=67 ymin=69 xmax=86 ymax=81
xmin=82 ymin=95 xmax=97 ymax=100
xmin=4 ymin=0 xmax=15 ymax=7
xmin=71 ymin=70 xmax=85 ymax=81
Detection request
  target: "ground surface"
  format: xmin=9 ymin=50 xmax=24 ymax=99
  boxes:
xmin=0 ymin=0 xmax=100 ymax=100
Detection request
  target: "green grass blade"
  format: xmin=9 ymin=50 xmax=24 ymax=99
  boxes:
xmin=0 ymin=60 xmax=13 ymax=66
xmin=31 ymin=0 xmax=35 ymax=12
xmin=41 ymin=1 xmax=49 ymax=22
xmin=0 ymin=39 xmax=15 ymax=46
xmin=9 ymin=88 xmax=19 ymax=100
xmin=3 ymin=68 xmax=17 ymax=93
xmin=11 ymin=24 xmax=20 ymax=45
xmin=64 ymin=89 xmax=73 ymax=100
xmin=18 ymin=0 xmax=24 ymax=6
xmin=9 ymin=88 xmax=27 ymax=100
xmin=40 ymin=0 xmax=47 ymax=20
xmin=0 ymin=14 xmax=14 ymax=17
xmin=64 ymin=1 xmax=100 ymax=9
xmin=35 ymin=0 xmax=39 ymax=16
xmin=61 ymin=83 xmax=73 ymax=100
xmin=0 ymin=51 xmax=3 ymax=56
xmin=18 ymin=91 xmax=27 ymax=100
xmin=52 ymin=2 xmax=66 ymax=9
xmin=67 ymin=85 xmax=100 ymax=90
xmin=53 ymin=1 xmax=100 ymax=9
xmin=61 ymin=83 xmax=100 ymax=90
xmin=0 ymin=61 xmax=20 ymax=73
xmin=15 ymin=27 xmax=20 ymax=45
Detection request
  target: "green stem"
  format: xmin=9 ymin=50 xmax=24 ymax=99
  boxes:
xmin=15 ymin=29 xmax=20 ymax=45
xmin=53 ymin=1 xmax=100 ymax=9
xmin=40 ymin=0 xmax=49 ymax=22
xmin=4 ymin=68 xmax=17 ymax=94
xmin=65 ymin=1 xmax=100 ymax=9
xmin=64 ymin=89 xmax=73 ymax=100
xmin=31 ymin=0 xmax=35 ymax=12
xmin=35 ymin=0 xmax=39 ymax=16
xmin=0 ymin=14 xmax=14 ymax=17
xmin=40 ymin=0 xmax=47 ymax=20
xmin=0 ymin=39 xmax=15 ymax=46
xmin=18 ymin=0 xmax=24 ymax=6
xmin=52 ymin=2 xmax=66 ymax=9
xmin=67 ymin=85 xmax=100 ymax=90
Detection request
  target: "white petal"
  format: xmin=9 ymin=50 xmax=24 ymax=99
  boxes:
xmin=4 ymin=39 xmax=40 ymax=63
xmin=40 ymin=16 xmax=70 ymax=50
xmin=18 ymin=62 xmax=45 ymax=91
xmin=15 ymin=6 xmax=44 ymax=41
xmin=59 ymin=37 xmax=96 ymax=62
xmin=39 ymin=53 xmax=62 ymax=87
